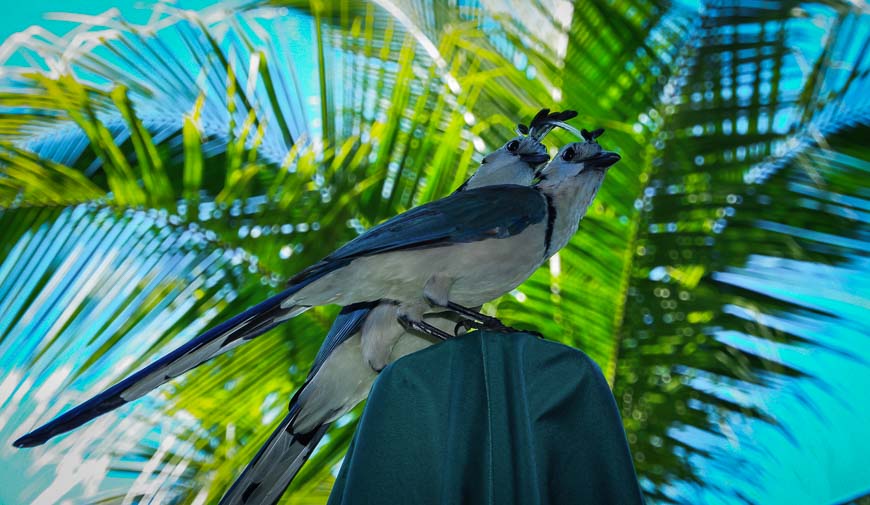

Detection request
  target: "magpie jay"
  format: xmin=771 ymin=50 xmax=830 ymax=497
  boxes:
xmin=216 ymin=128 xmax=616 ymax=505
xmin=12 ymin=109 xmax=577 ymax=450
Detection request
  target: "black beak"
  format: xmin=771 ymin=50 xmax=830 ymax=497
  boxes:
xmin=583 ymin=151 xmax=621 ymax=170
xmin=520 ymin=152 xmax=550 ymax=165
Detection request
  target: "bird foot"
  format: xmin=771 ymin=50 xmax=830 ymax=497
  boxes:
xmin=452 ymin=315 xmax=512 ymax=335
xmin=481 ymin=318 xmax=511 ymax=332
xmin=453 ymin=319 xmax=473 ymax=336
xmin=483 ymin=324 xmax=544 ymax=338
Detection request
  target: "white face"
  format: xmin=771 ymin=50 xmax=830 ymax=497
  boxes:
xmin=465 ymin=136 xmax=549 ymax=189
xmin=482 ymin=136 xmax=549 ymax=169
xmin=538 ymin=140 xmax=620 ymax=183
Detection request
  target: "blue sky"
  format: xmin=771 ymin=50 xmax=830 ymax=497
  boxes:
xmin=1 ymin=0 xmax=216 ymax=43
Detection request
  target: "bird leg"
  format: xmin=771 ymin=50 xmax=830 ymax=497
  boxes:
xmin=422 ymin=275 xmax=509 ymax=331
xmin=450 ymin=309 xmax=540 ymax=336
xmin=397 ymin=314 xmax=453 ymax=341
xmin=440 ymin=300 xmax=538 ymax=336
xmin=444 ymin=302 xmax=510 ymax=331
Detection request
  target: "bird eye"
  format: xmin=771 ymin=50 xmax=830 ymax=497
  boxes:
xmin=561 ymin=147 xmax=576 ymax=161
xmin=506 ymin=140 xmax=520 ymax=153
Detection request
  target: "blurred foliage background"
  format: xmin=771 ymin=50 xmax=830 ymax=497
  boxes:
xmin=0 ymin=0 xmax=867 ymax=503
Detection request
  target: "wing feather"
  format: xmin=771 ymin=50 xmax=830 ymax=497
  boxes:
xmin=291 ymin=185 xmax=545 ymax=284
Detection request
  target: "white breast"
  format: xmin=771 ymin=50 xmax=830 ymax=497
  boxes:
xmin=545 ymin=170 xmax=605 ymax=257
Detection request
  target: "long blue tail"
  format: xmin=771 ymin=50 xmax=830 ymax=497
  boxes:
xmin=218 ymin=405 xmax=329 ymax=505
xmin=13 ymin=286 xmax=308 ymax=448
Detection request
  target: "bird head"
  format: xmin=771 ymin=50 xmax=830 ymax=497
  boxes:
xmin=538 ymin=127 xmax=621 ymax=184
xmin=469 ymin=109 xmax=577 ymax=189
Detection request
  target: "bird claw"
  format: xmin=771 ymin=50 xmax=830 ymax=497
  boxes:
xmin=480 ymin=317 xmax=510 ymax=331
xmin=453 ymin=320 xmax=473 ymax=336
xmin=452 ymin=315 xmax=510 ymax=335
xmin=480 ymin=323 xmax=544 ymax=338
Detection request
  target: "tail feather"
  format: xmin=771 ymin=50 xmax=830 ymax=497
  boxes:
xmin=218 ymin=303 xmax=371 ymax=504
xmin=219 ymin=408 xmax=329 ymax=505
xmin=13 ymin=287 xmax=307 ymax=448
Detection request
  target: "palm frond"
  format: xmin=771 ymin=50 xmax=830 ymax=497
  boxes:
xmin=0 ymin=0 xmax=868 ymax=504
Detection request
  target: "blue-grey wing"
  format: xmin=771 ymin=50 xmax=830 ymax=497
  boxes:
xmin=288 ymin=185 xmax=544 ymax=286
xmin=327 ymin=185 xmax=545 ymax=261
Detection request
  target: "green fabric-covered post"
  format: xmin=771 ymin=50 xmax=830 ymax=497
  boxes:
xmin=328 ymin=331 xmax=644 ymax=505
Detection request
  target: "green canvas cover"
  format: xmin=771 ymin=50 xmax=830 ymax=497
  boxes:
xmin=327 ymin=331 xmax=644 ymax=505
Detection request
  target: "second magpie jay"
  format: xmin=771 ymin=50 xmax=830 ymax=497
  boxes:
xmin=12 ymin=110 xmax=576 ymax=451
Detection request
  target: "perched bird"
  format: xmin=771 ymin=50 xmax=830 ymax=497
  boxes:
xmin=269 ymin=131 xmax=617 ymax=339
xmin=12 ymin=109 xmax=576 ymax=450
xmin=218 ymin=127 xmax=617 ymax=505
xmin=217 ymin=112 xmax=581 ymax=505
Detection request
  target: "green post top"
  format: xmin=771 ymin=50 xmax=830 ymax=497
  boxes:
xmin=328 ymin=331 xmax=645 ymax=505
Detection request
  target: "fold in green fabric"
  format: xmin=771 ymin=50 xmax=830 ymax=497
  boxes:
xmin=328 ymin=331 xmax=644 ymax=505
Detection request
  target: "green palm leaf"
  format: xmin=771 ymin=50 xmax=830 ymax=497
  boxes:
xmin=0 ymin=1 xmax=867 ymax=504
